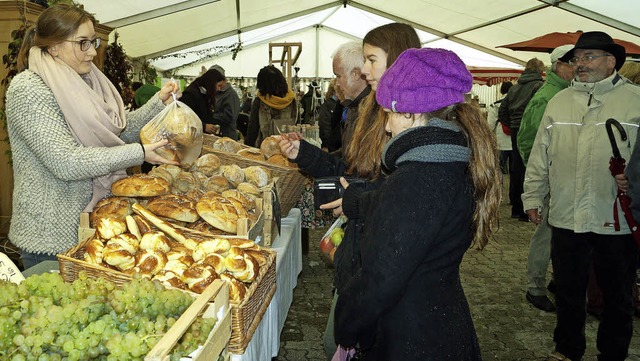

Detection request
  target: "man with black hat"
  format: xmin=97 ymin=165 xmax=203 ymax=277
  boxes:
xmin=523 ymin=31 xmax=640 ymax=361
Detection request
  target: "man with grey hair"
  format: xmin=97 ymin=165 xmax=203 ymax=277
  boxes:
xmin=518 ymin=44 xmax=575 ymax=313
xmin=332 ymin=41 xmax=369 ymax=154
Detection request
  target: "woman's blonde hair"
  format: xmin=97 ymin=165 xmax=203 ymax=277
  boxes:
xmin=426 ymin=102 xmax=502 ymax=249
xmin=17 ymin=3 xmax=96 ymax=71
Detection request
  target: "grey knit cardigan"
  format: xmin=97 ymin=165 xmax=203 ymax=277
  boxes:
xmin=5 ymin=70 xmax=165 ymax=255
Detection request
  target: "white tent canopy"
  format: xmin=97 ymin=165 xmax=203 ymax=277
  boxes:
xmin=76 ymin=0 xmax=640 ymax=78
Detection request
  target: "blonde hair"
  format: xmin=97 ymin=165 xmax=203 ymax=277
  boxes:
xmin=426 ymin=103 xmax=502 ymax=249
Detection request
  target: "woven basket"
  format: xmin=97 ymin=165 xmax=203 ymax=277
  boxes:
xmin=201 ymin=135 xmax=308 ymax=217
xmin=58 ymin=234 xmax=277 ymax=354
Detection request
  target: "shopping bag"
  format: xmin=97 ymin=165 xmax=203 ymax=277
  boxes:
xmin=140 ymin=100 xmax=203 ymax=165
xmin=331 ymin=345 xmax=360 ymax=361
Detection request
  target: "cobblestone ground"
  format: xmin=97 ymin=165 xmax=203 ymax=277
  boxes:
xmin=276 ymin=180 xmax=640 ymax=361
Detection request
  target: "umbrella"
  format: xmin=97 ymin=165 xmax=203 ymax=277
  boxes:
xmin=467 ymin=66 xmax=522 ymax=86
xmin=498 ymin=31 xmax=640 ymax=55
xmin=605 ymin=118 xmax=640 ymax=246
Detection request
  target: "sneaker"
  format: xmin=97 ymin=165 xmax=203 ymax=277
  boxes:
xmin=526 ymin=292 xmax=556 ymax=312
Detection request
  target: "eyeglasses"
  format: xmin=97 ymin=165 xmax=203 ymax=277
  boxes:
xmin=568 ymin=54 xmax=611 ymax=66
xmin=63 ymin=37 xmax=101 ymax=52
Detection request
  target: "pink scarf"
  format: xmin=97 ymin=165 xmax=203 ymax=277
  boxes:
xmin=29 ymin=47 xmax=128 ymax=211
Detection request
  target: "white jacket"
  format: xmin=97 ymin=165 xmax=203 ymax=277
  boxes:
xmin=522 ymin=72 xmax=640 ymax=235
xmin=487 ymin=100 xmax=512 ymax=151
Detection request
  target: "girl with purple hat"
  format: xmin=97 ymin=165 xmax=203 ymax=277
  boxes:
xmin=333 ymin=48 xmax=501 ymax=360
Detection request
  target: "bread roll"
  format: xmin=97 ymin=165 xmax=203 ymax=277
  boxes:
xmin=173 ymin=171 xmax=199 ymax=194
xmin=139 ymin=231 xmax=173 ymax=253
xmin=95 ymin=217 xmax=127 ymax=240
xmin=192 ymin=153 xmax=221 ymax=176
xmin=111 ymin=174 xmax=171 ymax=197
xmin=220 ymin=164 xmax=245 ymax=187
xmin=166 ymin=247 xmax=194 ymax=267
xmin=220 ymin=273 xmax=247 ymax=303
xmin=146 ymin=194 xmax=199 ymax=223
xmin=260 ymin=136 xmax=282 ymax=159
xmin=90 ymin=196 xmax=132 ymax=227
xmin=183 ymin=264 xmax=219 ymax=294
xmin=237 ymin=148 xmax=266 ymax=162
xmin=192 ymin=238 xmax=232 ymax=262
xmin=244 ymin=249 xmax=269 ymax=268
xmin=132 ymin=214 xmax=155 ymax=234
xmin=134 ymin=250 xmax=168 ymax=277
xmin=236 ymin=182 xmax=260 ymax=197
xmin=184 ymin=188 xmax=205 ymax=202
xmin=243 ymin=166 xmax=271 ymax=188
xmin=202 ymin=253 xmax=226 ymax=274
xmin=160 ymin=164 xmax=184 ymax=180
xmin=83 ymin=237 xmax=104 ymax=264
xmin=213 ymin=137 xmax=243 ymax=153
xmin=103 ymin=233 xmax=139 ymax=271
xmin=227 ymin=237 xmax=260 ymax=250
xmin=153 ymin=270 xmax=186 ymax=290
xmin=203 ymin=175 xmax=231 ymax=193
xmin=148 ymin=166 xmax=175 ymax=184
xmin=266 ymin=154 xmax=295 ymax=168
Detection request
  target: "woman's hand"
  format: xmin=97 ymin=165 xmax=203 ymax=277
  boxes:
xmin=278 ymin=134 xmax=301 ymax=160
xmin=320 ymin=177 xmax=350 ymax=217
xmin=158 ymin=81 xmax=181 ymax=105
xmin=143 ymin=139 xmax=179 ymax=165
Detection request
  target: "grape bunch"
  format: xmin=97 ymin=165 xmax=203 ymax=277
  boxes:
xmin=0 ymin=271 xmax=218 ymax=360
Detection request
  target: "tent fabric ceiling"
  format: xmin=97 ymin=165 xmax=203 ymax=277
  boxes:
xmin=77 ymin=0 xmax=640 ymax=78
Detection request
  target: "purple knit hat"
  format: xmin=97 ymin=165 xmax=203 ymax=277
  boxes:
xmin=376 ymin=48 xmax=473 ymax=113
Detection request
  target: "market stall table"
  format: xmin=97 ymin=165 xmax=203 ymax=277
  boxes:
xmin=231 ymin=208 xmax=302 ymax=361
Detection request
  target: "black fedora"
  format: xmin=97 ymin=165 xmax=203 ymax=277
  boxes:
xmin=565 ymin=31 xmax=626 ymax=70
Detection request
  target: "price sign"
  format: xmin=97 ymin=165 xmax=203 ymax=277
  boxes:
xmin=0 ymin=252 xmax=25 ymax=284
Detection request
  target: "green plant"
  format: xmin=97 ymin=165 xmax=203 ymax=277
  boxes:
xmin=139 ymin=59 xmax=158 ymax=85
xmin=103 ymin=31 xmax=134 ymax=106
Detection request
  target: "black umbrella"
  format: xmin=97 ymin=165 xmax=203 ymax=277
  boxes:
xmin=605 ymin=118 xmax=640 ymax=245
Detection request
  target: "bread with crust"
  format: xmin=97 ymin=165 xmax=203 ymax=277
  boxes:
xmin=146 ymin=193 xmax=199 ymax=223
xmin=111 ymin=174 xmax=171 ymax=197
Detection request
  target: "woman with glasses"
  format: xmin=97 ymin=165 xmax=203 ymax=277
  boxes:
xmin=5 ymin=3 xmax=180 ymax=269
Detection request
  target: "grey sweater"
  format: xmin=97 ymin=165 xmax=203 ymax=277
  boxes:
xmin=5 ymin=70 xmax=164 ymax=255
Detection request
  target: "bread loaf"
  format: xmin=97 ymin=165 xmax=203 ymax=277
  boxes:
xmin=260 ymin=136 xmax=282 ymax=159
xmin=221 ymin=189 xmax=256 ymax=211
xmin=213 ymin=137 xmax=243 ymax=153
xmin=196 ymin=196 xmax=242 ymax=234
xmin=236 ymin=182 xmax=260 ymax=197
xmin=186 ymin=219 xmax=227 ymax=235
xmin=111 ymin=174 xmax=171 ymax=197
xmin=244 ymin=166 xmax=271 ymax=187
xmin=192 ymin=153 xmax=221 ymax=176
xmin=237 ymin=148 xmax=266 ymax=162
xmin=146 ymin=194 xmax=199 ymax=223
xmin=266 ymin=154 xmax=295 ymax=168
xmin=90 ymin=196 xmax=132 ymax=228
xmin=203 ymin=175 xmax=231 ymax=193
xmin=148 ymin=166 xmax=175 ymax=184
xmin=173 ymin=171 xmax=199 ymax=194
xmin=220 ymin=164 xmax=245 ymax=187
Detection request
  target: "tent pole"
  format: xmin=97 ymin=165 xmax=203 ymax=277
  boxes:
xmin=315 ymin=25 xmax=320 ymax=78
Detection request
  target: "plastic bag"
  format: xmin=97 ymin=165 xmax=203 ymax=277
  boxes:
xmin=320 ymin=215 xmax=347 ymax=260
xmin=140 ymin=100 xmax=203 ymax=165
xmin=331 ymin=345 xmax=360 ymax=361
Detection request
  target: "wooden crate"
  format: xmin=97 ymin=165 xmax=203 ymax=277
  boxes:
xmin=146 ymin=280 xmax=231 ymax=361
xmin=201 ymin=134 xmax=308 ymax=217
xmin=59 ymin=229 xmax=277 ymax=355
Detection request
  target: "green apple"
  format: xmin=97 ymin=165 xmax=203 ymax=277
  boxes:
xmin=330 ymin=227 xmax=344 ymax=246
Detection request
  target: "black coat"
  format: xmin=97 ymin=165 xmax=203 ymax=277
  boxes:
xmin=335 ymin=124 xmax=482 ymax=361
xmin=180 ymin=83 xmax=213 ymax=125
xmin=294 ymin=140 xmax=384 ymax=293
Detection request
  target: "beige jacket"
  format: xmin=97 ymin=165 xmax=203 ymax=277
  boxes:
xmin=522 ymin=72 xmax=640 ymax=234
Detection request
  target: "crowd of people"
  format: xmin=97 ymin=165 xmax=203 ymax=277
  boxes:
xmin=5 ymin=2 xmax=640 ymax=361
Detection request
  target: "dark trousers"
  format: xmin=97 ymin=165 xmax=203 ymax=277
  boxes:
xmin=551 ymin=227 xmax=637 ymax=361
xmin=509 ymin=129 xmax=525 ymax=215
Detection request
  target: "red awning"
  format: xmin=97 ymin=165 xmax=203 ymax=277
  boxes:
xmin=467 ymin=66 xmax=523 ymax=86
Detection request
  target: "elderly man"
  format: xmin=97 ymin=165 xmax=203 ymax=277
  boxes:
xmin=331 ymin=41 xmax=370 ymax=155
xmin=523 ymin=31 xmax=640 ymax=361
xmin=518 ymin=45 xmax=575 ymax=312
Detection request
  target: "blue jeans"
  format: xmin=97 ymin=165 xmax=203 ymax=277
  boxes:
xmin=20 ymin=250 xmax=58 ymax=271
xmin=551 ymin=227 xmax=636 ymax=361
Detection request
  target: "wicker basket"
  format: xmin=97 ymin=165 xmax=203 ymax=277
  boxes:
xmin=201 ymin=135 xmax=308 ymax=217
xmin=58 ymin=232 xmax=277 ymax=354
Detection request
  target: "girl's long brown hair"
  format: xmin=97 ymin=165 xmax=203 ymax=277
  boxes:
xmin=429 ymin=103 xmax=502 ymax=249
xmin=344 ymin=23 xmax=421 ymax=179
xmin=17 ymin=3 xmax=96 ymax=71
